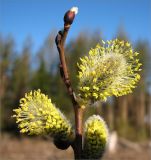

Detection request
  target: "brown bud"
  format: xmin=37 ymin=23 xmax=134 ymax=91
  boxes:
xmin=64 ymin=7 xmax=78 ymax=25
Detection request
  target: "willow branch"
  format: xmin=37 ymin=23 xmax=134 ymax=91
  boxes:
xmin=56 ymin=27 xmax=77 ymax=105
xmin=55 ymin=7 xmax=84 ymax=159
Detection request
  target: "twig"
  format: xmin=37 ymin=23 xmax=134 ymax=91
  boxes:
xmin=55 ymin=7 xmax=84 ymax=159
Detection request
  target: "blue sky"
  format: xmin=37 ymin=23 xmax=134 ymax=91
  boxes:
xmin=0 ymin=0 xmax=151 ymax=52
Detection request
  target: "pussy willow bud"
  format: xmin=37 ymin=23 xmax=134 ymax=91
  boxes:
xmin=64 ymin=7 xmax=78 ymax=25
xmin=77 ymin=39 xmax=142 ymax=105
xmin=82 ymin=115 xmax=109 ymax=159
xmin=13 ymin=90 xmax=74 ymax=143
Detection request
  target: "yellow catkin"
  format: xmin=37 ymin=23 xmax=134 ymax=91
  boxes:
xmin=13 ymin=90 xmax=74 ymax=142
xmin=82 ymin=115 xmax=109 ymax=159
xmin=77 ymin=39 xmax=142 ymax=105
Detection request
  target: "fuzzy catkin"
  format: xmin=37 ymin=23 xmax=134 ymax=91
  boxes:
xmin=82 ymin=115 xmax=109 ymax=159
xmin=13 ymin=89 xmax=74 ymax=142
xmin=77 ymin=39 xmax=142 ymax=105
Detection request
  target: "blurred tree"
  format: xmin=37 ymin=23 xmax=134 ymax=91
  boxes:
xmin=113 ymin=27 xmax=129 ymax=133
xmin=0 ymin=35 xmax=15 ymax=130
xmin=31 ymin=49 xmax=51 ymax=94
xmin=133 ymin=41 xmax=150 ymax=139
xmin=7 ymin=40 xmax=31 ymax=131
xmin=0 ymin=35 xmax=15 ymax=103
xmin=115 ymin=24 xmax=129 ymax=41
xmin=40 ymin=31 xmax=58 ymax=73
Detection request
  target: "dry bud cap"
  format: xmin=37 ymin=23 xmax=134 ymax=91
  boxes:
xmin=64 ymin=7 xmax=78 ymax=25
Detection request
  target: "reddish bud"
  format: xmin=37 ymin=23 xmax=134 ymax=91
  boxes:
xmin=64 ymin=7 xmax=78 ymax=25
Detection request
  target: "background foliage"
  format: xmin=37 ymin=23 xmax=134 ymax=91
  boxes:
xmin=0 ymin=29 xmax=151 ymax=141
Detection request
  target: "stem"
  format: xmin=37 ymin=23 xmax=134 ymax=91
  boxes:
xmin=55 ymin=22 xmax=84 ymax=159
xmin=73 ymin=106 xmax=84 ymax=159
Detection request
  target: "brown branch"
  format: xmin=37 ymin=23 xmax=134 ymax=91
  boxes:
xmin=55 ymin=8 xmax=84 ymax=159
